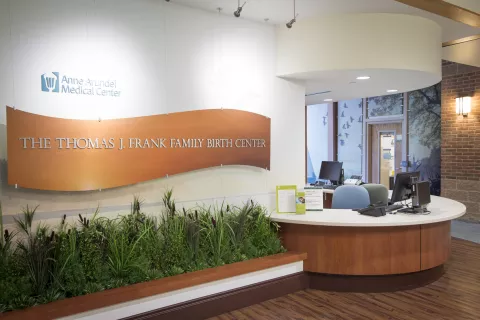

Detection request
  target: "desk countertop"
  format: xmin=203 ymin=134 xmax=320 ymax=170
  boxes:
xmin=270 ymin=195 xmax=466 ymax=227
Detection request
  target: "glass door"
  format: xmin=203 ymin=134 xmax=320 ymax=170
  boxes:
xmin=368 ymin=123 xmax=402 ymax=186
xmin=379 ymin=132 xmax=395 ymax=189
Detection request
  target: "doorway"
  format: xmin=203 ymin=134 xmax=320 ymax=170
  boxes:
xmin=379 ymin=132 xmax=395 ymax=188
xmin=368 ymin=123 xmax=402 ymax=188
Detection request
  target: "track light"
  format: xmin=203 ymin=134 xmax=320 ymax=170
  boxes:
xmin=286 ymin=0 xmax=299 ymax=29
xmin=234 ymin=0 xmax=246 ymax=18
xmin=286 ymin=18 xmax=296 ymax=28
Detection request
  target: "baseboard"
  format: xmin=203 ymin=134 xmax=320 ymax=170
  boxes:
xmin=122 ymin=272 xmax=309 ymax=320
xmin=308 ymin=266 xmax=444 ymax=293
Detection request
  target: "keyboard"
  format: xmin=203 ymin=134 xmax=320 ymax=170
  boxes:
xmin=323 ymin=185 xmax=338 ymax=190
xmin=386 ymin=204 xmax=403 ymax=212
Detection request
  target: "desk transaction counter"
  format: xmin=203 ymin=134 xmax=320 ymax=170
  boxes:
xmin=270 ymin=194 xmax=466 ymax=292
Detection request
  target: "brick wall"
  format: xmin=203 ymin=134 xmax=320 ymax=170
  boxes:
xmin=441 ymin=60 xmax=480 ymax=222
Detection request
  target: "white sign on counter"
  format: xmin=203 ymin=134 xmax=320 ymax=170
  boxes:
xmin=305 ymin=186 xmax=324 ymax=211
xmin=276 ymin=185 xmax=297 ymax=213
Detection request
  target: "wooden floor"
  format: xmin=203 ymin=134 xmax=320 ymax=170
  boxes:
xmin=209 ymin=238 xmax=480 ymax=320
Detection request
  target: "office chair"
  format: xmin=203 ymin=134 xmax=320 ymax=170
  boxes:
xmin=362 ymin=184 xmax=389 ymax=206
xmin=332 ymin=185 xmax=370 ymax=209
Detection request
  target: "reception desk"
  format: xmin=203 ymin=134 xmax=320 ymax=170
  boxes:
xmin=271 ymin=194 xmax=466 ymax=291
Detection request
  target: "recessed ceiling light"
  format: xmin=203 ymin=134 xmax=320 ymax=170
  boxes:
xmin=356 ymin=76 xmax=370 ymax=80
xmin=324 ymin=99 xmax=333 ymax=102
xmin=387 ymin=89 xmax=398 ymax=93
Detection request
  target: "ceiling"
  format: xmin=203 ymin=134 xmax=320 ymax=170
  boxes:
xmin=172 ymin=0 xmax=478 ymax=102
xmin=440 ymin=0 xmax=480 ymax=68
xmin=173 ymin=0 xmax=479 ymax=42
xmin=444 ymin=0 xmax=480 ymax=14
xmin=303 ymin=69 xmax=439 ymax=105
xmin=443 ymin=38 xmax=480 ymax=67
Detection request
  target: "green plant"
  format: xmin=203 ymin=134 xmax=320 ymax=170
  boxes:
xmin=0 ymin=229 xmax=15 ymax=272
xmin=77 ymin=208 xmax=107 ymax=283
xmin=14 ymin=205 xmax=37 ymax=236
xmin=199 ymin=205 xmax=235 ymax=266
xmin=245 ymin=202 xmax=284 ymax=257
xmin=139 ymin=218 xmax=164 ymax=270
xmin=0 ymin=192 xmax=285 ymax=314
xmin=84 ymin=282 xmax=104 ymax=295
xmin=159 ymin=213 xmax=189 ymax=275
xmin=14 ymin=206 xmax=56 ymax=296
xmin=184 ymin=209 xmax=203 ymax=268
xmin=121 ymin=196 xmax=147 ymax=243
xmin=106 ymin=224 xmax=149 ymax=279
xmin=55 ymin=228 xmax=87 ymax=297
xmin=0 ymin=201 xmax=3 ymax=248
xmin=162 ymin=189 xmax=176 ymax=216
xmin=37 ymin=289 xmax=63 ymax=305
xmin=9 ymin=295 xmax=37 ymax=310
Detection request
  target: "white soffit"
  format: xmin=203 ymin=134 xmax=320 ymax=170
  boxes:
xmin=443 ymin=40 xmax=480 ymax=68
xmin=443 ymin=0 xmax=480 ymax=13
xmin=276 ymin=13 xmax=442 ymax=102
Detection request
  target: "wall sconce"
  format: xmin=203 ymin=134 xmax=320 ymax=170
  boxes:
xmin=456 ymin=96 xmax=471 ymax=116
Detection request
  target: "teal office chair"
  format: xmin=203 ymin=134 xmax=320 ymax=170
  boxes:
xmin=362 ymin=184 xmax=389 ymax=206
xmin=332 ymin=185 xmax=370 ymax=209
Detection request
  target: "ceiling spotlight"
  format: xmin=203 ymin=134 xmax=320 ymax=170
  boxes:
xmin=234 ymin=0 xmax=246 ymax=18
xmin=324 ymin=99 xmax=333 ymax=102
xmin=286 ymin=0 xmax=299 ymax=29
xmin=286 ymin=18 xmax=296 ymax=28
xmin=387 ymin=89 xmax=398 ymax=93
xmin=356 ymin=76 xmax=370 ymax=80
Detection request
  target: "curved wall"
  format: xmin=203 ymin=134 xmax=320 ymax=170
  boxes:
xmin=277 ymin=13 xmax=442 ymax=100
xmin=0 ymin=0 xmax=305 ymax=219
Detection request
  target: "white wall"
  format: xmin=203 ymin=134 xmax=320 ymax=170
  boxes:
xmin=0 ymin=0 xmax=305 ymax=217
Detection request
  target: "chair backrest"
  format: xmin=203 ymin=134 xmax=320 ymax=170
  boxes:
xmin=332 ymin=185 xmax=370 ymax=209
xmin=362 ymin=184 xmax=389 ymax=206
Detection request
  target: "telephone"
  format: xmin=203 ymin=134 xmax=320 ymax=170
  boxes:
xmin=357 ymin=203 xmax=386 ymax=217
xmin=344 ymin=175 xmax=363 ymax=186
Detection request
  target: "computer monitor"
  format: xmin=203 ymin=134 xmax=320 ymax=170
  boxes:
xmin=412 ymin=181 xmax=431 ymax=208
xmin=318 ymin=161 xmax=343 ymax=185
xmin=389 ymin=171 xmax=420 ymax=204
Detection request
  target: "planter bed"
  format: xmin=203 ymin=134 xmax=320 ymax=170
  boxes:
xmin=0 ymin=252 xmax=306 ymax=320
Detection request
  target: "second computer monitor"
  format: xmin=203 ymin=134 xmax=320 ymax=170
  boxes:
xmin=413 ymin=181 xmax=431 ymax=208
xmin=390 ymin=171 xmax=420 ymax=204
xmin=319 ymin=161 xmax=343 ymax=184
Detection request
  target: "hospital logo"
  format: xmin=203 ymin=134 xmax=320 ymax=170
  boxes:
xmin=41 ymin=72 xmax=60 ymax=93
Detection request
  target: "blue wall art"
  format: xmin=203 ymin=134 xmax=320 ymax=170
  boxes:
xmin=337 ymin=99 xmax=363 ymax=179
xmin=408 ymin=83 xmax=441 ymax=195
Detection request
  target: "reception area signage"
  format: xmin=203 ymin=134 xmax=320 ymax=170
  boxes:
xmin=6 ymin=107 xmax=270 ymax=191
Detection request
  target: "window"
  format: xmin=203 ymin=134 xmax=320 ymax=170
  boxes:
xmin=367 ymin=93 xmax=403 ymax=118
xmin=306 ymin=104 xmax=330 ymax=183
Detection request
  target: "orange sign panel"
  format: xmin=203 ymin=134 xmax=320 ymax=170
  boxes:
xmin=6 ymin=107 xmax=270 ymax=191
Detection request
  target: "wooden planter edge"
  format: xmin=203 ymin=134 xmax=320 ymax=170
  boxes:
xmin=0 ymin=251 xmax=307 ymax=320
